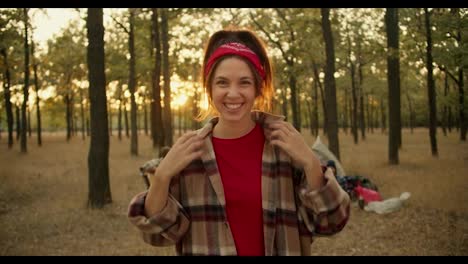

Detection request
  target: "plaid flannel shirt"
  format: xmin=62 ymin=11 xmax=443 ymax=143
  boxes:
xmin=128 ymin=111 xmax=350 ymax=256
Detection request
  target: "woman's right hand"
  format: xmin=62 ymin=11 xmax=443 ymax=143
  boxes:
xmin=151 ymin=131 xmax=204 ymax=183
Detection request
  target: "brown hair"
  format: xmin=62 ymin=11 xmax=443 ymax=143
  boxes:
xmin=196 ymin=27 xmax=274 ymax=121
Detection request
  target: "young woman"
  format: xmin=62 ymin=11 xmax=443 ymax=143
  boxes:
xmin=128 ymin=28 xmax=350 ymax=256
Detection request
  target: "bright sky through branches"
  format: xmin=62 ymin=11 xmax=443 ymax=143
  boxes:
xmin=32 ymin=8 xmax=80 ymax=48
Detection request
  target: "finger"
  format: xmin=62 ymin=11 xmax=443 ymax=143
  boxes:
xmin=270 ymin=139 xmax=288 ymax=152
xmin=187 ymin=138 xmax=205 ymax=153
xmin=270 ymin=129 xmax=287 ymax=142
xmin=283 ymin=122 xmax=298 ymax=133
xmin=270 ymin=122 xmax=292 ymax=137
xmin=176 ymin=131 xmax=198 ymax=145
xmin=190 ymin=149 xmax=204 ymax=160
xmin=182 ymin=134 xmax=203 ymax=150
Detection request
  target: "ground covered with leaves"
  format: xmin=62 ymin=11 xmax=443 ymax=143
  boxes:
xmin=1 ymin=128 xmax=467 ymax=255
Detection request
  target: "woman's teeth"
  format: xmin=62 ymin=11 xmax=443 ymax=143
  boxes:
xmin=225 ymin=103 xmax=242 ymax=110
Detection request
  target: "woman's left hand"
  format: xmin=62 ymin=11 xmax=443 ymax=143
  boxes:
xmin=267 ymin=121 xmax=315 ymax=169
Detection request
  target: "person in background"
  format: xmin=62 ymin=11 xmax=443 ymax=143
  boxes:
xmin=128 ymin=27 xmax=350 ymax=256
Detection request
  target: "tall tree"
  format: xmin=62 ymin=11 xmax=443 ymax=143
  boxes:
xmin=321 ymin=8 xmax=340 ymax=160
xmin=424 ymin=8 xmax=438 ymax=157
xmin=385 ymin=8 xmax=401 ymax=165
xmin=20 ymin=8 xmax=29 ymax=153
xmin=86 ymin=8 xmax=111 ymax=209
xmin=432 ymin=8 xmax=465 ymax=141
xmin=111 ymin=9 xmax=139 ymax=154
xmin=30 ymin=33 xmax=42 ymax=146
xmin=128 ymin=9 xmax=138 ymax=155
xmin=0 ymin=48 xmax=14 ymax=148
xmin=161 ymin=8 xmax=173 ymax=146
xmin=150 ymin=8 xmax=164 ymax=149
xmin=250 ymin=9 xmax=301 ymax=130
xmin=346 ymin=28 xmax=359 ymax=144
xmin=79 ymin=87 xmax=86 ymax=140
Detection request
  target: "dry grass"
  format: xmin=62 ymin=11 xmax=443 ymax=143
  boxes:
xmin=0 ymin=128 xmax=467 ymax=256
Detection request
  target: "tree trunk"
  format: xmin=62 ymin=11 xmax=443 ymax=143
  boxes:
xmin=124 ymin=102 xmax=129 ymax=138
xmin=424 ymin=8 xmax=438 ymax=157
xmin=21 ymin=8 xmax=30 ymax=153
xmin=144 ymin=100 xmax=148 ymax=135
xmin=347 ymin=32 xmax=359 ymax=144
xmin=128 ymin=9 xmax=138 ymax=156
xmin=381 ymin=96 xmax=387 ymax=133
xmin=457 ymin=65 xmax=465 ymax=141
xmin=448 ymin=99 xmax=453 ymax=133
xmin=321 ymin=8 xmax=340 ymax=160
xmin=118 ymin=85 xmax=122 ymax=140
xmin=406 ymin=92 xmax=414 ymax=134
xmin=80 ymin=88 xmax=86 ymax=140
xmin=307 ymin=100 xmax=314 ymax=135
xmin=108 ymin=103 xmax=112 ymax=136
xmin=27 ymin=107 xmax=31 ymax=137
xmin=358 ymin=62 xmax=366 ymax=141
xmin=151 ymin=8 xmax=165 ymax=148
xmin=289 ymin=71 xmax=300 ymax=131
xmin=281 ymin=85 xmax=288 ymax=119
xmin=366 ymin=93 xmax=371 ymax=133
xmin=350 ymin=63 xmax=358 ymax=144
xmin=0 ymin=49 xmax=14 ymax=148
xmin=191 ymin=65 xmax=200 ymax=130
xmin=451 ymin=8 xmax=466 ymax=141
xmin=86 ymin=116 xmax=90 ymax=137
xmin=385 ymin=8 xmax=401 ymax=164
xmin=442 ymin=72 xmax=448 ymax=136
xmin=65 ymin=90 xmax=72 ymax=141
xmin=161 ymin=9 xmax=173 ymax=146
xmin=86 ymin=8 xmax=112 ymax=209
xmin=31 ymin=39 xmax=42 ymax=146
xmin=16 ymin=105 xmax=20 ymax=140
xmin=73 ymin=108 xmax=77 ymax=136
xmin=312 ymin=62 xmax=327 ymax=135
xmin=313 ymin=78 xmax=319 ymax=136
xmin=343 ymin=86 xmax=349 ymax=134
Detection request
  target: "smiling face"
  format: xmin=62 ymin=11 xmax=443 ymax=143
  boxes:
xmin=210 ymin=56 xmax=257 ymax=126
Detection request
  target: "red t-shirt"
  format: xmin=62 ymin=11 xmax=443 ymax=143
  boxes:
xmin=212 ymin=123 xmax=265 ymax=256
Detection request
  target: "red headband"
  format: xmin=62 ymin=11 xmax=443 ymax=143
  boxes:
xmin=204 ymin=42 xmax=266 ymax=80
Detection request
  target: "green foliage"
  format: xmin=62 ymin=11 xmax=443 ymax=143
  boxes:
xmin=2 ymin=8 xmax=464 ymax=131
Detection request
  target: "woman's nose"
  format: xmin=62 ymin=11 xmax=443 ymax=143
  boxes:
xmin=226 ymin=86 xmax=241 ymax=97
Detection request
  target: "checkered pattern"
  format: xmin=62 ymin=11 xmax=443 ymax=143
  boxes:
xmin=128 ymin=111 xmax=350 ymax=255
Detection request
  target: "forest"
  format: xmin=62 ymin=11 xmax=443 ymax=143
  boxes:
xmin=0 ymin=8 xmax=467 ymax=255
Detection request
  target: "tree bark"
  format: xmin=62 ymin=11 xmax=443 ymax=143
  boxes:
xmin=27 ymin=107 xmax=31 ymax=137
xmin=385 ymin=8 xmax=401 ymax=164
xmin=80 ymin=88 xmax=86 ymax=140
xmin=346 ymin=31 xmax=359 ymax=144
xmin=358 ymin=61 xmax=366 ymax=141
xmin=128 ymin=8 xmax=138 ymax=156
xmin=0 ymin=49 xmax=14 ymax=148
xmin=320 ymin=8 xmax=340 ymax=160
xmin=151 ymin=8 xmax=165 ymax=149
xmin=21 ymin=8 xmax=29 ymax=153
xmin=118 ymin=85 xmax=123 ymax=140
xmin=31 ymin=38 xmax=42 ymax=146
xmin=124 ymin=101 xmax=129 ymax=138
xmin=312 ymin=62 xmax=327 ymax=135
xmin=86 ymin=8 xmax=112 ymax=209
xmin=161 ymin=9 xmax=173 ymax=146
xmin=108 ymin=102 xmax=112 ymax=136
xmin=451 ymin=8 xmax=466 ymax=141
xmin=424 ymin=8 xmax=438 ymax=157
